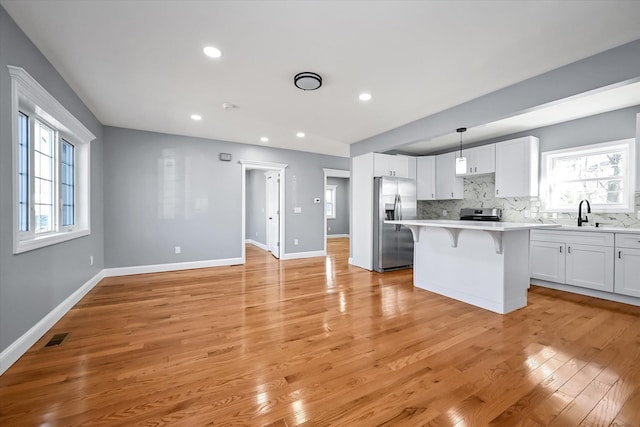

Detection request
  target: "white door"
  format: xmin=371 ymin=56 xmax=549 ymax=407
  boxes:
xmin=266 ymin=171 xmax=280 ymax=258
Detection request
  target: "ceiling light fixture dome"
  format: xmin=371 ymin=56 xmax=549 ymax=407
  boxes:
xmin=359 ymin=92 xmax=372 ymax=101
xmin=294 ymin=72 xmax=322 ymax=91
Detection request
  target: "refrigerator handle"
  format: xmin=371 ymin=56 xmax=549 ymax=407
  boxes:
xmin=397 ymin=194 xmax=403 ymax=220
xmin=395 ymin=194 xmax=402 ymax=231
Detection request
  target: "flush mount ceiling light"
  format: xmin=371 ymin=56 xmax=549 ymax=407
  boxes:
xmin=296 ymin=132 xmax=306 ymax=138
xmin=455 ymin=127 xmax=468 ymax=175
xmin=294 ymin=72 xmax=322 ymax=91
xmin=260 ymin=136 xmax=269 ymax=143
xmin=203 ymin=46 xmax=222 ymax=58
xmin=190 ymin=114 xmax=202 ymax=121
xmin=359 ymin=92 xmax=372 ymax=101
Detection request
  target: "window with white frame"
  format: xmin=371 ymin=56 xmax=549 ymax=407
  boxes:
xmin=326 ymin=184 xmax=337 ymax=219
xmin=541 ymin=138 xmax=636 ymax=213
xmin=10 ymin=66 xmax=95 ymax=254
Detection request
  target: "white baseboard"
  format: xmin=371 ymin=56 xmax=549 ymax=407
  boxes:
xmin=245 ymin=239 xmax=268 ymax=251
xmin=327 ymin=234 xmax=349 ymax=239
xmin=281 ymin=250 xmax=326 ymax=260
xmin=103 ymin=257 xmax=244 ymax=277
xmin=531 ymin=279 xmax=640 ymax=307
xmin=0 ymin=270 xmax=105 ymax=376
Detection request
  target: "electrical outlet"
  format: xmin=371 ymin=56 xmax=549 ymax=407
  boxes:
xmin=89 ymin=255 xmax=94 ymax=266
xmin=328 ymin=226 xmax=331 ymax=231
xmin=294 ymin=207 xmax=302 ymax=213
xmin=175 ymin=246 xmax=181 ymax=254
xmin=255 ymin=232 xmax=258 ymax=237
xmin=294 ymin=239 xmax=299 ymax=246
xmin=442 ymin=210 xmax=447 ymax=216
xmin=524 ymin=209 xmax=530 ymax=218
xmin=637 ymin=211 xmax=640 ymax=220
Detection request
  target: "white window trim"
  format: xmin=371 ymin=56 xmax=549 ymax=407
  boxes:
xmin=9 ymin=66 xmax=95 ymax=254
xmin=540 ymin=138 xmax=636 ymax=213
xmin=326 ymin=184 xmax=337 ymax=219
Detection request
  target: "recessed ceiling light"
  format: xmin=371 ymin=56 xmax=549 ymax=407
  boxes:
xmin=260 ymin=137 xmax=269 ymax=143
xmin=190 ymin=114 xmax=202 ymax=121
xmin=296 ymin=132 xmax=305 ymax=138
xmin=359 ymin=93 xmax=372 ymax=101
xmin=203 ymin=46 xmax=222 ymax=58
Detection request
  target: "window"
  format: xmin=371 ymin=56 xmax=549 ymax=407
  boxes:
xmin=10 ymin=66 xmax=95 ymax=254
xmin=541 ymin=139 xmax=635 ymax=213
xmin=326 ymin=184 xmax=337 ymax=219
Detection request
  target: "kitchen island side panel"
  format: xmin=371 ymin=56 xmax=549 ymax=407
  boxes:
xmin=413 ymin=227 xmax=529 ymax=314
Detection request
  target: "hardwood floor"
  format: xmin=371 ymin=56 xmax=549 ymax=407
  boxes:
xmin=1 ymin=238 xmax=640 ymax=426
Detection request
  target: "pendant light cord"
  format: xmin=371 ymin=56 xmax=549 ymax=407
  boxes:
xmin=457 ymin=127 xmax=467 ymax=157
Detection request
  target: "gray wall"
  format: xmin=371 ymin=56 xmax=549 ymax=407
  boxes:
xmin=352 ymin=39 xmax=640 ymax=157
xmin=327 ymin=177 xmax=350 ymax=235
xmin=246 ymin=169 xmax=266 ymax=244
xmin=0 ymin=6 xmax=104 ymax=352
xmin=103 ymin=127 xmax=349 ymax=267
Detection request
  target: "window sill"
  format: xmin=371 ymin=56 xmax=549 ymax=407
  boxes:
xmin=14 ymin=228 xmax=90 ymax=254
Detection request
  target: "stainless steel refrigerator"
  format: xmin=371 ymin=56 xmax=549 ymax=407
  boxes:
xmin=373 ymin=176 xmax=416 ymax=272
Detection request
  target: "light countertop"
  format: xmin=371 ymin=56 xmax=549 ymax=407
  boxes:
xmin=385 ymin=219 xmax=561 ymax=232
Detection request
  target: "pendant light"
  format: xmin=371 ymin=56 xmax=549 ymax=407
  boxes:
xmin=455 ymin=127 xmax=468 ymax=175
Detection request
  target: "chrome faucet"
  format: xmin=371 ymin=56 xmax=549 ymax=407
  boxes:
xmin=578 ymin=199 xmax=591 ymax=226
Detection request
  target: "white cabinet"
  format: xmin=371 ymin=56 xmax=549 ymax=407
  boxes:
xmin=457 ymin=144 xmax=496 ymax=176
xmin=614 ymin=234 xmax=640 ymax=297
xmin=530 ymin=230 xmax=614 ymax=292
xmin=435 ymin=152 xmax=464 ymax=200
xmin=373 ymin=153 xmax=412 ymax=178
xmin=495 ymin=136 xmax=539 ymax=198
xmin=416 ymin=156 xmax=436 ymax=200
xmin=565 ymin=243 xmax=614 ymax=292
xmin=530 ymin=240 xmax=565 ymax=283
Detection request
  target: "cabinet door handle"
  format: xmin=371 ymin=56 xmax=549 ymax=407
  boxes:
xmin=451 ymin=192 xmax=454 ymax=198
xmin=475 ymin=167 xmax=477 ymax=172
xmin=619 ymin=251 xmax=622 ymax=259
xmin=568 ymin=246 xmax=571 ymax=254
xmin=469 ymin=167 xmax=472 ymax=173
xmin=496 ymin=189 xmax=499 ymax=195
xmin=432 ymin=193 xmax=434 ymax=199
xmin=559 ymin=246 xmax=562 ymax=253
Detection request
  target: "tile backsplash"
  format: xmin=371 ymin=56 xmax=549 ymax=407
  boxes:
xmin=417 ymin=174 xmax=640 ymax=229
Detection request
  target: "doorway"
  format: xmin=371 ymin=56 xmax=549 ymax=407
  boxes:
xmin=265 ymin=170 xmax=280 ymax=258
xmin=240 ymin=160 xmax=288 ymax=264
xmin=323 ymin=168 xmax=351 ymax=254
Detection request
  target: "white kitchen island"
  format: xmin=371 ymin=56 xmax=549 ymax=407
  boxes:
xmin=387 ymin=220 xmax=560 ymax=314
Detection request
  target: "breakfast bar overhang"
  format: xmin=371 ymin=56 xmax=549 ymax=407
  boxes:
xmin=387 ymin=220 xmax=560 ymax=314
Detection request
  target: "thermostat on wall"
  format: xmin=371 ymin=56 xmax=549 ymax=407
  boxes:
xmin=219 ymin=153 xmax=232 ymax=161
xmin=313 ymin=198 xmax=321 ymax=204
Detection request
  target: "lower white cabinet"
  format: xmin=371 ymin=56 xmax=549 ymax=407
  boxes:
xmin=530 ymin=240 xmax=565 ymax=283
xmin=564 ymin=244 xmax=614 ymax=292
xmin=530 ymin=230 xmax=614 ymax=292
xmin=614 ymin=234 xmax=640 ymax=297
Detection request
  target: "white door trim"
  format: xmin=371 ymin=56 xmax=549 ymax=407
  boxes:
xmin=240 ymin=160 xmax=288 ymax=264
xmin=323 ymin=168 xmax=350 ymax=254
xmin=265 ymin=170 xmax=280 ymax=258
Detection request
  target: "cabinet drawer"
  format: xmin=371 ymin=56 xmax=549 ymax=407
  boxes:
xmin=615 ymin=233 xmax=640 ymax=249
xmin=530 ymin=230 xmax=614 ymax=247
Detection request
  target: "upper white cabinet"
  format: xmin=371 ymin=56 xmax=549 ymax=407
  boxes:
xmin=457 ymin=144 xmax=496 ymax=176
xmin=416 ymin=156 xmax=436 ymax=200
xmin=435 ymin=152 xmax=464 ymax=200
xmin=495 ymin=136 xmax=539 ymax=198
xmin=373 ymin=153 xmax=413 ymax=178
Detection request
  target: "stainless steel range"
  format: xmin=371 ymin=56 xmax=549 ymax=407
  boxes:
xmin=459 ymin=208 xmax=502 ymax=222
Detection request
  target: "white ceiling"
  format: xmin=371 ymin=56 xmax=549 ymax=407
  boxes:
xmin=3 ymin=0 xmax=640 ymax=158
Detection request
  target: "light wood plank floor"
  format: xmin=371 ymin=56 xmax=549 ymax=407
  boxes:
xmin=1 ymin=238 xmax=640 ymax=426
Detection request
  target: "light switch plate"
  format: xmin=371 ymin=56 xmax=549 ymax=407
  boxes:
xmin=313 ymin=198 xmax=321 ymax=204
